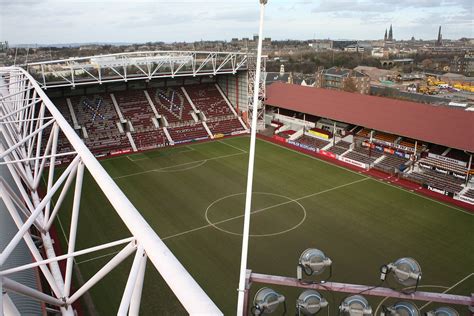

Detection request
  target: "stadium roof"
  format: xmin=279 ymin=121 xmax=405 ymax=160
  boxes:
xmin=265 ymin=83 xmax=474 ymax=153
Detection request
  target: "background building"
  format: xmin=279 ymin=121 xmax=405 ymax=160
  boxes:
xmin=315 ymin=66 xmax=370 ymax=94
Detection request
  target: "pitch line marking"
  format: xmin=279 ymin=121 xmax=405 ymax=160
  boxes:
xmin=258 ymin=137 xmax=472 ymax=216
xmin=217 ymin=139 xmax=248 ymax=153
xmin=113 ymin=151 xmax=246 ymax=179
xmin=154 ymin=160 xmax=207 ymax=172
xmin=204 ymin=192 xmax=307 ymax=237
xmin=419 ymin=272 xmax=473 ymax=310
xmin=76 ymin=250 xmax=122 ymax=265
xmin=161 ymin=177 xmax=370 ymax=240
xmin=374 ymin=285 xmax=449 ymax=315
xmin=374 ymin=272 xmax=473 ymax=315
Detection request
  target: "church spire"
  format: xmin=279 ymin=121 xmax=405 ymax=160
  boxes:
xmin=436 ymin=26 xmax=442 ymax=46
xmin=388 ymin=24 xmax=393 ymax=41
xmin=384 ymin=29 xmax=387 ymax=41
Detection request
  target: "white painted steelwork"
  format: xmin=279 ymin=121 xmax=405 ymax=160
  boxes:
xmin=24 ymin=51 xmax=249 ymax=89
xmin=237 ymin=1 xmax=267 ymax=315
xmin=0 ymin=67 xmax=222 ymax=315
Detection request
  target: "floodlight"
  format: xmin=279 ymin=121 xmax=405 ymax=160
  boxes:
xmin=251 ymin=287 xmax=285 ymax=315
xmin=381 ymin=301 xmax=420 ymax=316
xmin=425 ymin=307 xmax=459 ymax=316
xmin=296 ymin=290 xmax=328 ymax=315
xmin=380 ymin=257 xmax=421 ymax=288
xmin=339 ymin=295 xmax=372 ymax=316
xmin=297 ymin=248 xmax=332 ymax=281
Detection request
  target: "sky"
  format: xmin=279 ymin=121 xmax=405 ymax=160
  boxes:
xmin=0 ymin=0 xmax=472 ymax=45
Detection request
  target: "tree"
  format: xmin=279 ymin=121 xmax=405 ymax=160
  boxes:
xmin=343 ymin=77 xmax=358 ymax=93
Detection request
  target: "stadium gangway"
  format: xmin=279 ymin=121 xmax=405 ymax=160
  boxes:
xmin=242 ymin=270 xmax=473 ymax=315
xmin=24 ymin=51 xmax=250 ymax=89
xmin=0 ymin=67 xmax=222 ymax=315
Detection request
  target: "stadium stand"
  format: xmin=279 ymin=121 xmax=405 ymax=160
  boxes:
xmin=327 ymin=140 xmax=351 ymax=156
xmin=207 ymin=118 xmax=245 ymax=135
xmin=344 ymin=146 xmax=384 ymax=165
xmin=277 ymin=129 xmax=296 ymax=139
xmin=294 ymin=134 xmax=330 ymax=149
xmin=406 ymin=168 xmax=464 ymax=194
xmin=428 ymin=144 xmax=447 ymax=155
xmin=71 ymin=95 xmax=131 ymax=155
xmin=398 ymin=138 xmax=418 ymax=149
xmin=167 ymin=124 xmax=209 ymax=143
xmin=112 ymin=90 xmax=155 ymax=131
xmin=445 ymin=149 xmax=470 ymax=164
xmin=463 ymin=189 xmax=474 ymax=199
xmin=356 ymin=128 xmax=371 ymax=138
xmin=418 ymin=156 xmax=467 ymax=175
xmin=150 ymin=87 xmax=195 ymax=124
xmin=375 ymin=155 xmax=408 ymax=173
xmin=49 ymin=98 xmax=74 ymax=154
xmin=373 ymin=132 xmax=398 ymax=144
xmin=132 ymin=130 xmax=167 ymax=150
xmin=185 ymin=84 xmax=233 ymax=118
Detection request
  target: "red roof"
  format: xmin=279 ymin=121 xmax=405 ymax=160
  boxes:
xmin=265 ymin=83 xmax=474 ymax=152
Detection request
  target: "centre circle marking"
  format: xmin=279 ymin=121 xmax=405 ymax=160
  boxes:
xmin=205 ymin=192 xmax=307 ymax=237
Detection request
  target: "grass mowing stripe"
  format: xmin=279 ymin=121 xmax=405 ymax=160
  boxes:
xmin=161 ymin=177 xmax=370 ymax=241
xmin=258 ymin=137 xmax=472 ymax=216
xmin=113 ymin=151 xmax=246 ymax=180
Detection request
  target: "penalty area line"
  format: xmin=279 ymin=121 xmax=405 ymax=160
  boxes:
xmin=113 ymin=151 xmax=246 ymax=180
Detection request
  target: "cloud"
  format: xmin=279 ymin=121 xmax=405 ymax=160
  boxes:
xmin=0 ymin=0 xmax=472 ymax=44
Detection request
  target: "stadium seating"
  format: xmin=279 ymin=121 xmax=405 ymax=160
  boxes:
xmin=406 ymin=168 xmax=464 ymax=194
xmin=112 ymin=90 xmax=155 ymax=131
xmin=207 ymin=118 xmax=245 ymax=135
xmin=49 ymin=99 xmax=74 ymax=154
xmin=344 ymin=146 xmax=384 ymax=165
xmin=418 ymin=157 xmax=467 ymax=175
xmin=398 ymin=138 xmax=417 ymax=149
xmin=149 ymin=87 xmax=195 ymax=124
xmin=185 ymin=84 xmax=233 ymax=118
xmin=277 ymin=130 xmax=296 ymax=139
xmin=445 ymin=149 xmax=470 ymax=164
xmin=373 ymin=132 xmax=398 ymax=144
xmin=167 ymin=124 xmax=209 ymax=143
xmin=327 ymin=140 xmax=351 ymax=156
xmin=375 ymin=155 xmax=408 ymax=173
xmin=70 ymin=95 xmax=131 ymax=155
xmin=132 ymin=130 xmax=167 ymax=150
xmin=463 ymin=189 xmax=474 ymax=199
xmin=356 ymin=128 xmax=371 ymax=138
xmin=294 ymin=134 xmax=330 ymax=149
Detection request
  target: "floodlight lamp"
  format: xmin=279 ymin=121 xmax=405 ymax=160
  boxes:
xmin=297 ymin=248 xmax=332 ymax=281
xmin=425 ymin=307 xmax=459 ymax=316
xmin=339 ymin=295 xmax=372 ymax=316
xmin=381 ymin=301 xmax=420 ymax=316
xmin=296 ymin=290 xmax=328 ymax=315
xmin=252 ymin=287 xmax=285 ymax=315
xmin=381 ymin=257 xmax=421 ymax=288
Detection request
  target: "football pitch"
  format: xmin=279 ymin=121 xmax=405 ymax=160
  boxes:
xmin=54 ymin=136 xmax=473 ymax=315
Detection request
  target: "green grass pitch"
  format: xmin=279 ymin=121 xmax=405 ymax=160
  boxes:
xmin=54 ymin=136 xmax=473 ymax=315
